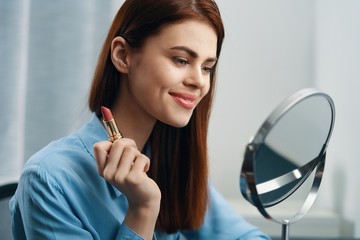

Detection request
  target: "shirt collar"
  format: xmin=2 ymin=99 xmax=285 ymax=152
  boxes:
xmin=76 ymin=114 xmax=123 ymax=198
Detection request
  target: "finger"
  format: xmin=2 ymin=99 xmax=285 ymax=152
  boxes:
xmin=103 ymin=138 xmax=138 ymax=181
xmin=103 ymin=139 xmax=126 ymax=180
xmin=131 ymin=154 xmax=151 ymax=173
xmin=114 ymin=144 xmax=141 ymax=181
xmin=93 ymin=141 xmax=113 ymax=175
xmin=120 ymin=155 xmax=149 ymax=188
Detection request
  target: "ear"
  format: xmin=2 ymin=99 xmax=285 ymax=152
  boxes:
xmin=111 ymin=36 xmax=130 ymax=73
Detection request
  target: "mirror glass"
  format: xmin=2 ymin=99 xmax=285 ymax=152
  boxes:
xmin=240 ymin=88 xmax=335 ymax=239
xmin=255 ymin=94 xmax=333 ymax=206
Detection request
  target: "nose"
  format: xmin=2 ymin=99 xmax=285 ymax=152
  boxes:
xmin=184 ymin=65 xmax=207 ymax=89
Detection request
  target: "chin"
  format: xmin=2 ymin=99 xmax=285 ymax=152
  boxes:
xmin=168 ymin=120 xmax=190 ymax=128
xmin=158 ymin=110 xmax=194 ymax=128
xmin=162 ymin=116 xmax=192 ymax=128
xmin=173 ymin=122 xmax=190 ymax=128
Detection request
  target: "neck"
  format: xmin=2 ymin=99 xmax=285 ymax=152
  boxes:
xmin=111 ymin=102 xmax=156 ymax=153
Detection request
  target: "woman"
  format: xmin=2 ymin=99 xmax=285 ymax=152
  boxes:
xmin=10 ymin=0 xmax=270 ymax=239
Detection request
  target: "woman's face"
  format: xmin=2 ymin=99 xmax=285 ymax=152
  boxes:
xmin=123 ymin=20 xmax=218 ymax=128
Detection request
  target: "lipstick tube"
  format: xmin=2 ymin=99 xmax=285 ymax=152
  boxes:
xmin=101 ymin=106 xmax=123 ymax=142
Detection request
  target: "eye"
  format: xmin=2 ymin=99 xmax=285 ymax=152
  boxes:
xmin=173 ymin=57 xmax=189 ymax=66
xmin=201 ymin=65 xmax=214 ymax=74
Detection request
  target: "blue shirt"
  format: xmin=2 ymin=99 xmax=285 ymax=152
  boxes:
xmin=10 ymin=115 xmax=270 ymax=240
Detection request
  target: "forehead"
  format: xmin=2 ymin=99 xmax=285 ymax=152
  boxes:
xmin=142 ymin=20 xmax=218 ymax=58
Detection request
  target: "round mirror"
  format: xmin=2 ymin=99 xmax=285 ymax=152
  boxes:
xmin=240 ymin=88 xmax=335 ymax=240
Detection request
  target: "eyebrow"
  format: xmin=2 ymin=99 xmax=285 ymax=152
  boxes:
xmin=170 ymin=46 xmax=217 ymax=63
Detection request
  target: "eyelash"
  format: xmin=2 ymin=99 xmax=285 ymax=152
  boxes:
xmin=202 ymin=66 xmax=213 ymax=74
xmin=172 ymin=57 xmax=213 ymax=74
xmin=173 ymin=57 xmax=189 ymax=66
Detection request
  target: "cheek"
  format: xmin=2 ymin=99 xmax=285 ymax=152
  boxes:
xmin=201 ymin=81 xmax=211 ymax=98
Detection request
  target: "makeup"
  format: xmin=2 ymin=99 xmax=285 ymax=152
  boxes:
xmin=101 ymin=106 xmax=123 ymax=142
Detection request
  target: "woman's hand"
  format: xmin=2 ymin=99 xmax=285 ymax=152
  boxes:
xmin=93 ymin=138 xmax=161 ymax=240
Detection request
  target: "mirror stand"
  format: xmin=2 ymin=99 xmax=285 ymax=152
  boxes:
xmin=281 ymin=220 xmax=290 ymax=240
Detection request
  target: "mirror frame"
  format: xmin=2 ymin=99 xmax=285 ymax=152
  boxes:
xmin=240 ymin=88 xmax=335 ymax=224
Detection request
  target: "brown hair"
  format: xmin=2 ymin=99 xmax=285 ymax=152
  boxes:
xmin=88 ymin=0 xmax=224 ymax=233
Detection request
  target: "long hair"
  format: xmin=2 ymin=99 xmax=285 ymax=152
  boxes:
xmin=88 ymin=0 xmax=224 ymax=233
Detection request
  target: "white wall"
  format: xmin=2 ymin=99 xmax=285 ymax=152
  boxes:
xmin=315 ymin=0 xmax=360 ymax=237
xmin=209 ymin=0 xmax=314 ymax=202
xmin=209 ymin=0 xmax=360 ymax=238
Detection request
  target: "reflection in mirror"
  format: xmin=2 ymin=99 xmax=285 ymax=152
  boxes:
xmin=240 ymin=88 xmax=335 ymax=240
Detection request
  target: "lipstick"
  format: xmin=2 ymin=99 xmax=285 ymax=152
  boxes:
xmin=101 ymin=106 xmax=123 ymax=142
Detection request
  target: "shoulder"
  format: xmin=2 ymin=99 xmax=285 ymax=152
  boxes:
xmin=20 ymin=133 xmax=98 ymax=192
xmin=197 ymin=184 xmax=271 ymax=239
xmin=207 ymin=183 xmax=234 ymax=212
xmin=26 ymin=133 xmax=91 ymax=170
xmin=16 ymin=115 xmax=107 ymax=197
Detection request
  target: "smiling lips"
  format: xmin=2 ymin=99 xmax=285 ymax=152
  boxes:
xmin=170 ymin=92 xmax=198 ymax=109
